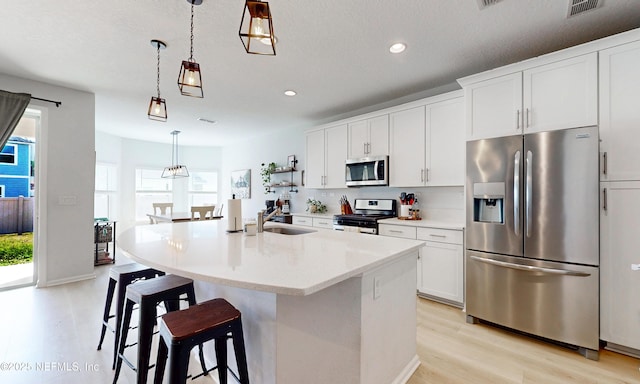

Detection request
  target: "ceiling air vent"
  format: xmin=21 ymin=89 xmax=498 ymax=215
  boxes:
xmin=477 ymin=0 xmax=502 ymax=10
xmin=567 ymin=0 xmax=601 ymax=18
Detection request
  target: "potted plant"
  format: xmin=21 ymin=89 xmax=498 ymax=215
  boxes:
xmin=306 ymin=198 xmax=327 ymax=214
xmin=260 ymin=162 xmax=276 ymax=193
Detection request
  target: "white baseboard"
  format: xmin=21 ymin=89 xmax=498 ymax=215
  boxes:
xmin=38 ymin=272 xmax=96 ymax=287
xmin=392 ymin=355 xmax=421 ymax=384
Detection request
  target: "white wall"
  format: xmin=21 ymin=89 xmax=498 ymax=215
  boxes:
xmin=1 ymin=74 xmax=95 ymax=287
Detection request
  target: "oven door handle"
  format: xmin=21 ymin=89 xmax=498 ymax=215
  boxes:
xmin=470 ymin=256 xmax=591 ymax=277
xmin=374 ymin=160 xmax=380 ymax=180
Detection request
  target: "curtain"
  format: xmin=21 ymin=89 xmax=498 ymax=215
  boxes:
xmin=0 ymin=90 xmax=32 ymax=150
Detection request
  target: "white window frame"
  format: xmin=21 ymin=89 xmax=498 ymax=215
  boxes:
xmin=0 ymin=143 xmax=18 ymax=165
xmin=188 ymin=170 xmax=218 ymax=207
xmin=95 ymin=163 xmax=118 ymax=220
xmin=135 ymin=167 xmax=173 ymax=221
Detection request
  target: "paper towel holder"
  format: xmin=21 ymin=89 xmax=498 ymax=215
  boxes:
xmin=226 ymin=194 xmax=244 ymax=233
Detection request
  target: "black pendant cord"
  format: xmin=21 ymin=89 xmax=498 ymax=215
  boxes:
xmin=189 ymin=3 xmax=195 ymax=61
xmin=156 ymin=43 xmax=161 ymax=99
xmin=30 ymin=96 xmax=61 ymax=107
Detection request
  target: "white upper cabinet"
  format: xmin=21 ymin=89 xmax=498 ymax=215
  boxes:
xmin=389 ymin=106 xmax=426 ymax=187
xmin=305 ymin=124 xmax=348 ymax=189
xmin=523 ymin=54 xmax=598 ymax=133
xmin=599 ymin=40 xmax=640 ymax=181
xmin=463 ymin=53 xmax=598 ymax=140
xmin=465 ymin=72 xmax=523 ymax=140
xmin=426 ymin=96 xmax=465 ymax=186
xmin=390 ymin=93 xmax=465 ymax=187
xmin=348 ymin=115 xmax=389 ymax=158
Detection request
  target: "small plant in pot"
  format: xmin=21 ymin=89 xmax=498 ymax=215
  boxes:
xmin=260 ymin=162 xmax=277 ymax=194
xmin=306 ymin=199 xmax=327 ymax=214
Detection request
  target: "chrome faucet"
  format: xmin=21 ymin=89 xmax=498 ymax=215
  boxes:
xmin=257 ymin=207 xmax=281 ymax=233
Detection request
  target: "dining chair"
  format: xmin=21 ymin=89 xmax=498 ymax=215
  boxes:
xmin=153 ymin=203 xmax=174 ymax=215
xmin=151 ymin=203 xmax=174 ymax=224
xmin=214 ymin=203 xmax=224 ymax=217
xmin=190 ymin=205 xmax=216 ymax=220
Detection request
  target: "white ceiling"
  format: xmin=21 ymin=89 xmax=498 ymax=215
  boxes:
xmin=1 ymin=0 xmax=639 ymax=146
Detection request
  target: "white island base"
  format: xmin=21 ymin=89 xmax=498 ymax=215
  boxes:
xmin=194 ymin=254 xmax=419 ymax=384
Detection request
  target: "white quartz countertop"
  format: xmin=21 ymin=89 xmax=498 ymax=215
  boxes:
xmin=118 ymin=220 xmax=423 ymax=296
xmin=379 ymin=217 xmax=465 ymax=230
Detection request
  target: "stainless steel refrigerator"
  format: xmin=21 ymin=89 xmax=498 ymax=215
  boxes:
xmin=465 ymin=126 xmax=599 ymax=360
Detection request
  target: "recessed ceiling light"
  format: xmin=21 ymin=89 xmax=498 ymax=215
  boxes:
xmin=389 ymin=43 xmax=406 ymax=54
xmin=197 ymin=117 xmax=217 ymax=124
xmin=284 ymin=90 xmax=297 ymax=96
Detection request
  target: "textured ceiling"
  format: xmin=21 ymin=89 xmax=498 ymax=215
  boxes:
xmin=1 ymin=0 xmax=639 ymax=146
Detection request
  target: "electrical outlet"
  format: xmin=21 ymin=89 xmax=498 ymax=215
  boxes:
xmin=373 ymin=276 xmax=381 ymax=299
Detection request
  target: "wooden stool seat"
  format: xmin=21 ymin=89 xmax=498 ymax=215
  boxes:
xmin=96 ymin=262 xmax=164 ymax=369
xmin=112 ymin=274 xmax=206 ymax=384
xmin=154 ymin=298 xmax=250 ymax=384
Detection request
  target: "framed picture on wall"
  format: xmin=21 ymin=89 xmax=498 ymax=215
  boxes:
xmin=231 ymin=169 xmax=251 ymax=199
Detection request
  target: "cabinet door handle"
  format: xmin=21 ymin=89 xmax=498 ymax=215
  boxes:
xmin=420 ymin=169 xmax=425 ymax=182
xmin=425 ymin=168 xmax=429 ymax=182
xmin=389 ymin=229 xmax=404 ymax=234
xmin=603 ymin=187 xmax=607 ymax=212
xmin=301 ymin=170 xmax=305 ymax=186
xmin=603 ymin=152 xmax=607 ymax=176
xmin=516 ymin=110 xmax=520 ymax=130
xmin=526 ymin=108 xmax=530 ymax=128
xmin=429 ymin=234 xmax=446 ymax=238
xmin=364 ymin=142 xmax=367 ymax=155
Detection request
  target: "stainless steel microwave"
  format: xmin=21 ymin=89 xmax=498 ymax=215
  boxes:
xmin=345 ymin=155 xmax=389 ymax=187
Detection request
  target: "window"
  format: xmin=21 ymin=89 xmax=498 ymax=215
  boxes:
xmin=188 ymin=171 xmax=218 ymax=206
xmin=95 ymin=163 xmax=118 ymax=220
xmin=0 ymin=144 xmax=17 ymax=164
xmin=135 ymin=168 xmax=172 ymax=221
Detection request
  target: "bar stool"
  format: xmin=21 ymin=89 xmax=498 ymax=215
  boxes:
xmin=97 ymin=262 xmax=164 ymax=369
xmin=154 ymin=298 xmax=250 ymax=384
xmin=112 ymin=274 xmax=207 ymax=384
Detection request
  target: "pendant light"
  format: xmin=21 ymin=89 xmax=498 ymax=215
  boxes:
xmin=148 ymin=39 xmax=168 ymax=121
xmin=162 ymin=130 xmax=190 ymax=179
xmin=239 ymin=0 xmax=276 ymax=56
xmin=178 ymin=0 xmax=204 ymax=98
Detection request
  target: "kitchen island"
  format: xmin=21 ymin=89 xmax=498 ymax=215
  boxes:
xmin=118 ymin=220 xmax=424 ymax=384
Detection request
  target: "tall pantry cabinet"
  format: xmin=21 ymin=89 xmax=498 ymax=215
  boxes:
xmin=599 ymin=39 xmax=640 ymax=353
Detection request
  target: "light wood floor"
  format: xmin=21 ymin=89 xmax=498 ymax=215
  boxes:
xmin=0 ymin=260 xmax=638 ymax=383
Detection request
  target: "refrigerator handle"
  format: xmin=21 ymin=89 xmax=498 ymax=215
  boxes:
xmin=526 ymin=150 xmax=533 ymax=238
xmin=470 ymin=256 xmax=591 ymax=277
xmin=514 ymin=151 xmax=521 ymax=236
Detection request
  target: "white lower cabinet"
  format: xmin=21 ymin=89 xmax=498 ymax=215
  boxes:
xmin=600 ymin=181 xmax=640 ymax=351
xmin=292 ymin=215 xmax=333 ymax=229
xmin=379 ymin=223 xmax=464 ymax=307
xmin=292 ymin=216 xmax=312 ymax=227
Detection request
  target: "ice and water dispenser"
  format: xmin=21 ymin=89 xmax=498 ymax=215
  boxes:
xmin=472 ymin=182 xmax=505 ymax=224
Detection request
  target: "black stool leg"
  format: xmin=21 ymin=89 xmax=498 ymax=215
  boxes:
xmin=136 ymin=298 xmax=158 ymax=384
xmin=168 ymin=344 xmax=191 ymax=384
xmin=97 ymin=277 xmax=116 ymax=351
xmin=113 ymin=299 xmax=134 ymax=384
xmin=112 ymin=277 xmax=129 ymax=369
xmin=154 ymin=336 xmax=169 ymax=384
xmin=232 ymin=320 xmax=250 ymax=384
xmin=215 ymin=336 xmax=228 ymax=384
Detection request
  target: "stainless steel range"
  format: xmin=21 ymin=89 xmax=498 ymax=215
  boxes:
xmin=333 ymin=198 xmax=396 ymax=235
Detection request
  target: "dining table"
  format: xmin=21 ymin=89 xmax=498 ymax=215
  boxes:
xmin=147 ymin=212 xmax=223 ymax=224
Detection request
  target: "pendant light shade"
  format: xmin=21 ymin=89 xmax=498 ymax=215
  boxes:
xmin=239 ymin=0 xmax=276 ymax=56
xmin=148 ymin=39 xmax=168 ymax=121
xmin=162 ymin=130 xmax=190 ymax=179
xmin=178 ymin=0 xmax=204 ymax=98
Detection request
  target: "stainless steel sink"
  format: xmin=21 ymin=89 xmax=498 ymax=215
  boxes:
xmin=263 ymin=227 xmax=316 ymax=235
